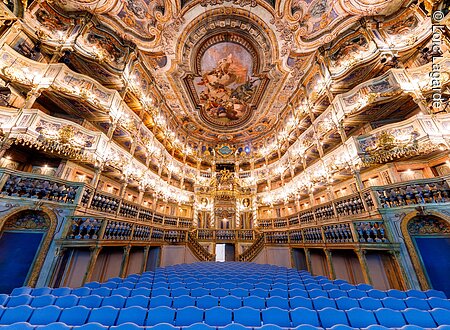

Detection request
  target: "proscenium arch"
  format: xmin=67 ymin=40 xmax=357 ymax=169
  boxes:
xmin=0 ymin=206 xmax=58 ymax=287
xmin=400 ymin=209 xmax=450 ymax=291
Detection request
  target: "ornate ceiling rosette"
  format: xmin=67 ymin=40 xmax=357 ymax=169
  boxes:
xmin=167 ymin=7 xmax=286 ymax=144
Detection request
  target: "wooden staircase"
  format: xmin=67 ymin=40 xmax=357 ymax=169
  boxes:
xmin=238 ymin=233 xmax=265 ymax=262
xmin=187 ymin=232 xmax=215 ymax=261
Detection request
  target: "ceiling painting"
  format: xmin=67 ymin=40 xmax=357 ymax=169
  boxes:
xmin=194 ymin=42 xmax=260 ymax=129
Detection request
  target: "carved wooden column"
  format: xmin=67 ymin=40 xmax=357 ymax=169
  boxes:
xmin=354 ymin=248 xmax=372 ymax=285
xmin=388 ymin=250 xmax=409 ymax=290
xmin=304 ymin=248 xmax=312 ymax=274
xmin=141 ymin=246 xmax=150 ymax=273
xmin=83 ymin=246 xmax=102 ymax=284
xmin=324 ymin=249 xmax=336 ymax=279
xmin=119 ymin=246 xmax=131 ymax=278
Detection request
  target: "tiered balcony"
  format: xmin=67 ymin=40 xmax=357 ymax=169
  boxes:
xmin=1 ymin=168 xmax=449 ymax=251
xmin=0 ymin=168 xmax=193 ymax=229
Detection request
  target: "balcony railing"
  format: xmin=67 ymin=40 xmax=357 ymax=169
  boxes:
xmin=263 ymin=220 xmax=389 ymax=245
xmin=0 ymin=168 xmax=85 ymax=205
xmin=65 ymin=216 xmax=189 ymax=244
xmin=0 ymin=169 xmax=193 ymax=228
xmin=258 ymin=175 xmax=450 ymax=230
xmin=195 ymin=229 xmax=255 ymax=242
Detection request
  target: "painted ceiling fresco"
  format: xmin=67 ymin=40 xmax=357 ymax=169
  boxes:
xmin=26 ymin=0 xmax=422 ymax=166
xmin=195 ymin=42 xmax=260 ymax=129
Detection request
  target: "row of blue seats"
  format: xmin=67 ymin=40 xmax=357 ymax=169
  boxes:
xmin=2 ymin=322 xmax=450 ymax=330
xmin=1 ymin=293 xmax=449 ymax=311
xmin=94 ymin=278 xmax=339 ymax=288
xmin=77 ymin=282 xmax=360 ymax=292
xmin=0 ymin=305 xmax=449 ymax=328
xmin=7 ymin=287 xmax=446 ymax=301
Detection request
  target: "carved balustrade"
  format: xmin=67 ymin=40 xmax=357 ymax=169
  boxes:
xmin=299 ymin=210 xmax=315 ymax=225
xmin=303 ymin=228 xmax=324 ymax=244
xmin=118 ymin=200 xmax=139 ymax=218
xmin=289 ymin=216 xmax=299 ymax=226
xmin=334 ymin=193 xmax=365 ymax=216
xmin=195 ymin=229 xmax=255 ymax=242
xmin=373 ymin=176 xmax=450 ymax=208
xmin=274 ymin=218 xmax=288 ymax=228
xmin=103 ymin=220 xmax=133 ymax=240
xmin=164 ymin=230 xmax=185 ymax=243
xmin=289 ymin=230 xmax=303 ymax=244
xmin=133 ymin=225 xmax=151 ymax=240
xmin=90 ymin=190 xmax=120 ymax=214
xmin=323 ymin=224 xmax=354 ymax=243
xmin=237 ymin=230 xmax=254 ymax=241
xmin=66 ymin=217 xmax=103 ymax=240
xmin=313 ymin=203 xmax=335 ymax=222
xmin=0 ymin=168 xmax=84 ymax=204
xmin=354 ymin=221 xmax=389 ymax=243
xmin=265 ymin=231 xmax=289 ymax=244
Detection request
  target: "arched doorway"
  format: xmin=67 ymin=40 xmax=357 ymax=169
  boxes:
xmin=0 ymin=210 xmax=51 ymax=293
xmin=406 ymin=215 xmax=450 ymax=297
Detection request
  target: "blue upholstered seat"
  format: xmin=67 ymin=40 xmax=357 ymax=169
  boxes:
xmin=318 ymin=307 xmax=349 ymax=328
xmin=266 ymin=296 xmax=289 ymax=309
xmin=6 ymin=295 xmax=32 ymax=307
xmin=116 ymin=306 xmax=147 ymax=326
xmin=233 ymin=306 xmax=261 ymax=327
xmin=261 ymin=307 xmax=290 ymax=327
xmin=402 ymin=308 xmax=437 ymax=328
xmin=78 ymin=295 xmax=103 ymax=308
xmin=124 ymin=295 xmax=150 ymax=308
xmin=28 ymin=305 xmax=62 ymax=325
xmin=59 ymin=306 xmax=90 ymax=326
xmin=87 ymin=306 xmax=120 ymax=326
xmin=172 ymin=295 xmax=196 ymax=308
xmin=204 ymin=306 xmax=232 ymax=326
xmin=10 ymin=288 xmax=32 ymax=297
xmin=220 ymin=295 xmax=242 ymax=309
xmin=146 ymin=307 xmax=176 ymax=326
xmin=335 ymin=297 xmax=359 ymax=310
xmin=175 ymin=306 xmax=204 ymax=326
xmin=374 ymin=308 xmax=407 ymax=328
xmin=290 ymin=307 xmax=320 ymax=327
xmin=30 ymin=295 xmax=56 ymax=308
xmin=381 ymin=297 xmax=407 ymax=310
xmin=0 ymin=322 xmax=34 ymax=330
xmin=346 ymin=307 xmax=378 ymax=328
xmin=196 ymin=295 xmax=219 ymax=309
xmin=430 ymin=308 xmax=450 ymax=326
xmin=0 ymin=305 xmax=33 ymax=324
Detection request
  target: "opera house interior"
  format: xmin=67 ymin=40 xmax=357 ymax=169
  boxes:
xmin=0 ymin=0 xmax=448 ymax=328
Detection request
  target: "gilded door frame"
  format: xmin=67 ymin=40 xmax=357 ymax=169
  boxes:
xmin=400 ymin=210 xmax=450 ymax=290
xmin=0 ymin=206 xmax=58 ymax=287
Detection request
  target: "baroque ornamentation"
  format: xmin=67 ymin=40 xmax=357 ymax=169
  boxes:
xmin=407 ymin=217 xmax=450 ymax=235
xmin=3 ymin=210 xmax=50 ymax=230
